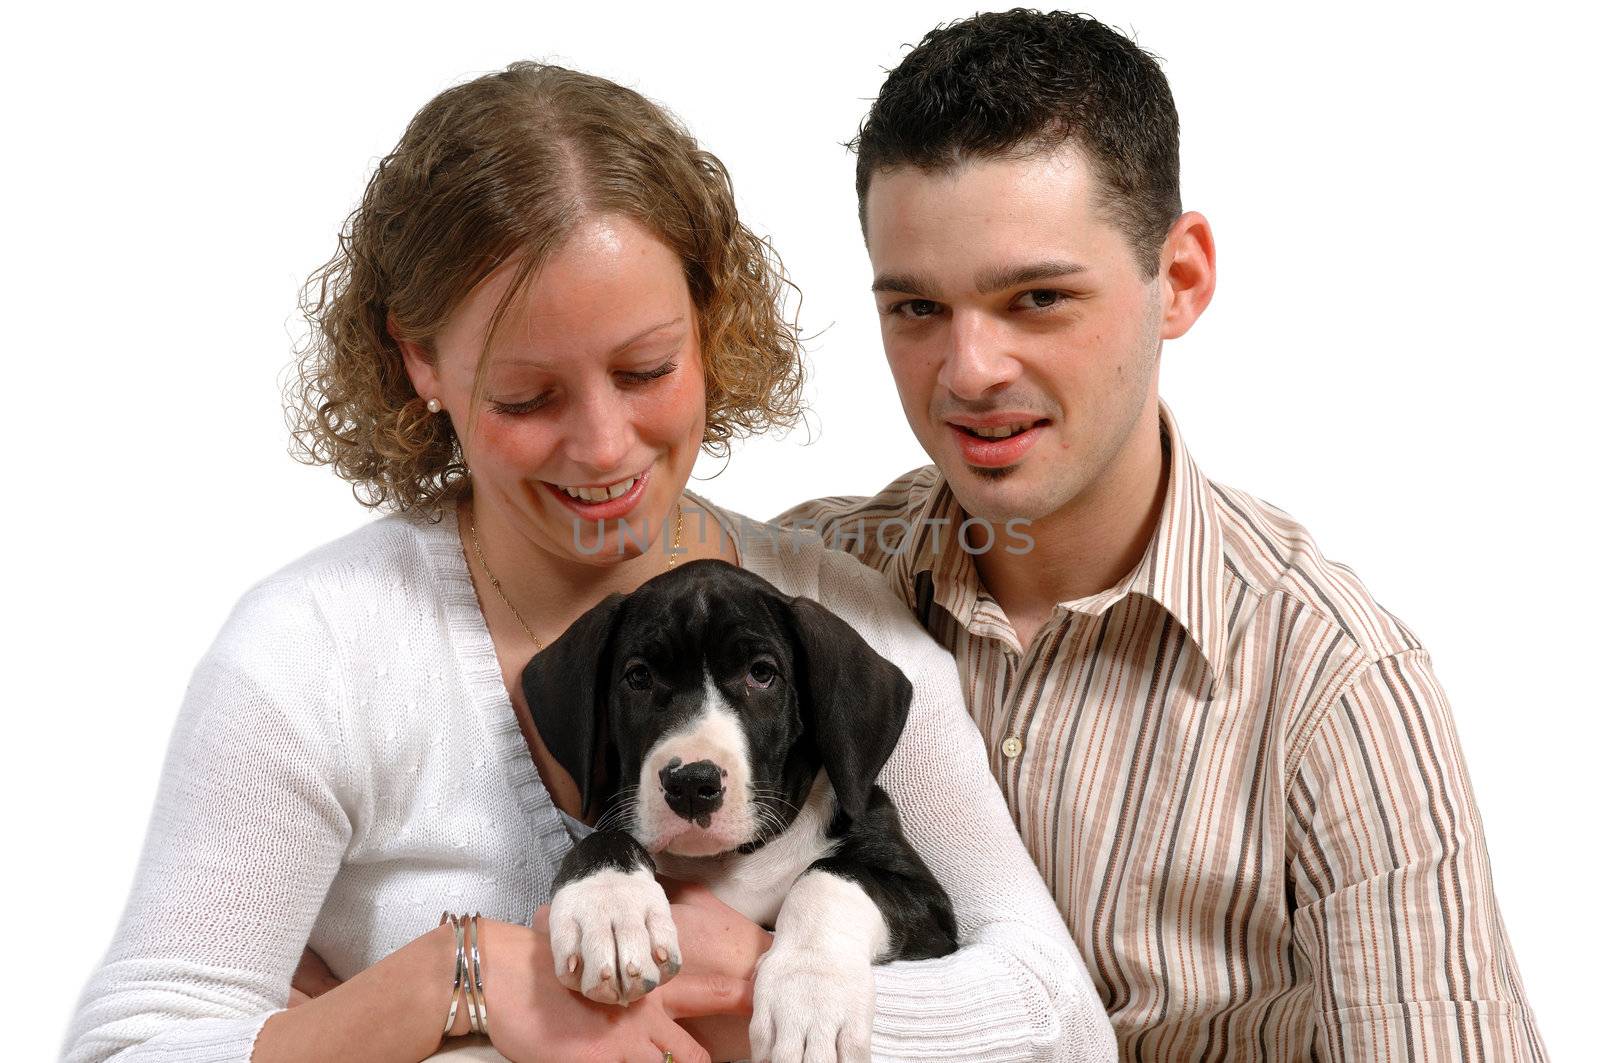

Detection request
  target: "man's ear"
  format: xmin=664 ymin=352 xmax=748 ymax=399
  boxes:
xmin=520 ymin=593 xmax=627 ymax=819
xmin=785 ymin=596 xmax=912 ymax=822
xmin=1158 ymin=210 xmax=1217 ymax=341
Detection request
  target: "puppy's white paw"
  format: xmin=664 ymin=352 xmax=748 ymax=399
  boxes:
xmin=750 ymin=942 xmax=875 ymax=1063
xmin=548 ymin=866 xmax=680 ymax=1005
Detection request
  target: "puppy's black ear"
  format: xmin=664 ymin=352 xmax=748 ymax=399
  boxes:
xmin=520 ymin=593 xmax=627 ymax=819
xmin=786 ymin=596 xmax=913 ymax=822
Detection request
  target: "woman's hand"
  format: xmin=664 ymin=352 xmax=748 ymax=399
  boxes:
xmin=530 ymin=882 xmax=769 ymax=1062
xmin=289 ymin=944 xmax=341 ymax=1005
xmin=295 ymin=885 xmax=771 ymax=1058
xmin=482 ymin=917 xmax=749 ymax=1063
xmin=659 ymin=882 xmax=772 ymax=1062
xmin=530 ymin=881 xmax=771 ymax=983
xmin=660 ymin=880 xmax=773 ymax=982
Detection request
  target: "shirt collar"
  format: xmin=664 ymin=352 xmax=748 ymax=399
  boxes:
xmin=893 ymin=400 xmax=1231 ymax=679
xmin=892 ymin=474 xmax=1015 ymax=643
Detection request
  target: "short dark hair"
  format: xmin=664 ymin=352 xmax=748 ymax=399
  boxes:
xmin=852 ymin=8 xmax=1181 ymax=278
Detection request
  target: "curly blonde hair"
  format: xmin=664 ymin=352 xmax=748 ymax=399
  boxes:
xmin=284 ymin=62 xmax=806 ymax=517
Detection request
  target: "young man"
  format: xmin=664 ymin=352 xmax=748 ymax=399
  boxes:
xmin=777 ymin=10 xmax=1546 ymax=1061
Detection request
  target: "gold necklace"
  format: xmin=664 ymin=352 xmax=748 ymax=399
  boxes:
xmin=466 ymin=502 xmax=684 ymax=652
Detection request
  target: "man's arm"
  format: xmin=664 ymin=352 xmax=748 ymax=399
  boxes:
xmin=1287 ymin=649 xmax=1546 ymax=1061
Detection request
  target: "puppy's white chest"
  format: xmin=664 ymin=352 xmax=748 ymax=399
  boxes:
xmin=654 ymin=774 xmax=839 ymax=927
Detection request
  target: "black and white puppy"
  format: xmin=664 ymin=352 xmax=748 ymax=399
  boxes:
xmin=522 ymin=558 xmax=957 ymax=1058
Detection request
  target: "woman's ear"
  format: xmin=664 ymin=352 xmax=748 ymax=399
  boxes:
xmin=389 ymin=312 xmax=441 ymax=402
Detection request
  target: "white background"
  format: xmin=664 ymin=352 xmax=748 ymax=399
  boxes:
xmin=7 ymin=1 xmax=1593 ymax=1057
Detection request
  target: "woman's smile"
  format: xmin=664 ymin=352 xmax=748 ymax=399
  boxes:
xmin=541 ymin=466 xmax=653 ymax=521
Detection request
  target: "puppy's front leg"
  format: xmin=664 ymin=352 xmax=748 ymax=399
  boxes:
xmin=548 ymin=830 xmax=682 ymax=1005
xmin=750 ymin=870 xmax=887 ymax=1063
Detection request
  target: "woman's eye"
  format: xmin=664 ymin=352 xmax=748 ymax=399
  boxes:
xmin=489 ymin=393 xmax=551 ymax=416
xmin=1016 ymin=289 xmax=1065 ymax=310
xmin=619 ymin=359 xmax=678 ymax=385
xmin=624 ymin=664 xmax=652 ymax=690
xmin=746 ymin=661 xmax=777 ymax=689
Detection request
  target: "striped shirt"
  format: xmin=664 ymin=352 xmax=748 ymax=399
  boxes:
xmin=775 ymin=401 xmax=1545 ymax=1062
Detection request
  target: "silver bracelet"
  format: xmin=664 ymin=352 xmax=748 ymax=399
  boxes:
xmin=466 ymin=912 xmax=490 ymax=1037
xmin=438 ymin=912 xmax=466 ymax=1036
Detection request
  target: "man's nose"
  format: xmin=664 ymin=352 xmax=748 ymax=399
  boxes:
xmin=939 ymin=311 xmax=1021 ymax=400
xmin=659 ymin=758 xmax=726 ymax=826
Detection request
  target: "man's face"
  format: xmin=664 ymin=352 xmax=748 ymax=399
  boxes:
xmin=864 ymin=146 xmax=1165 ymax=525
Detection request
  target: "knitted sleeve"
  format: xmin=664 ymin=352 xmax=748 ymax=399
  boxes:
xmin=812 ymin=548 xmax=1117 ymax=1062
xmin=61 ymin=576 xmax=355 ymax=1063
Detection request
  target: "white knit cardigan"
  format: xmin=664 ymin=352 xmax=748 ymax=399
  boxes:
xmin=62 ymin=494 xmax=1115 ymax=1062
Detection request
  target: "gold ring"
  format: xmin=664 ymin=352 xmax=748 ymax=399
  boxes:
xmin=662 ymin=1053 xmax=673 ymax=1063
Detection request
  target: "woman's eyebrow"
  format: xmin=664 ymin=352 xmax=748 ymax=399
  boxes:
xmin=610 ymin=316 xmax=686 ymax=355
xmin=491 ymin=316 xmax=687 ymax=369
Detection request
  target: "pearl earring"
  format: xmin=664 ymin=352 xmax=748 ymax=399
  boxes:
xmin=426 ymin=398 xmax=442 ymax=414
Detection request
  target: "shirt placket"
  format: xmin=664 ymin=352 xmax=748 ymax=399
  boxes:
xmin=997 ymin=612 xmax=1074 ymax=801
xmin=964 ymin=597 xmax=1073 ymax=822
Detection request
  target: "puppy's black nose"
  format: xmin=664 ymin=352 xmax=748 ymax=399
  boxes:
xmin=659 ymin=758 xmax=726 ymax=826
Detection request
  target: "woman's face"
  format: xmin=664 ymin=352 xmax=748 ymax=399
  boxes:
xmin=403 ymin=213 xmax=707 ymax=566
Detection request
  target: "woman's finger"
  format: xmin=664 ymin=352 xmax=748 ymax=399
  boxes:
xmin=649 ymin=1025 xmax=713 ymax=1063
xmin=656 ymin=973 xmax=755 ymax=1020
xmin=290 ymin=944 xmax=342 ymax=998
xmin=622 ymin=1030 xmax=705 ymax=1063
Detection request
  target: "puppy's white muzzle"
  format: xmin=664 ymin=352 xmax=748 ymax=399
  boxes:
xmin=637 ymin=671 xmax=755 ymax=856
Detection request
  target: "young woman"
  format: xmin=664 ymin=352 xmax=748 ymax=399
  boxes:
xmin=61 ymin=62 xmax=1114 ymax=1063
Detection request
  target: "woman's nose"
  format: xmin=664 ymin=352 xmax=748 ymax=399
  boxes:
xmin=561 ymin=388 xmax=636 ymax=474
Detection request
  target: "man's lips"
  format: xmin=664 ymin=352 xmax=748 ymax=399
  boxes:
xmin=541 ymin=468 xmax=650 ymax=520
xmin=946 ymin=417 xmax=1049 ymax=468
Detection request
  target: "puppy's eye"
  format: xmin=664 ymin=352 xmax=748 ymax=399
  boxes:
xmin=624 ymin=664 xmax=652 ymax=691
xmin=747 ymin=660 xmax=778 ymax=689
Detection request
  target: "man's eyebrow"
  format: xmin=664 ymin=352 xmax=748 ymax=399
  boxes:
xmin=870 ymin=263 xmax=1089 ymax=298
xmin=975 ymin=260 xmax=1088 ymax=294
xmin=871 ymin=272 xmax=938 ymax=296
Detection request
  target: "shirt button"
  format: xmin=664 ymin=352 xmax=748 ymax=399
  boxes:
xmin=1001 ymin=736 xmax=1024 ymax=759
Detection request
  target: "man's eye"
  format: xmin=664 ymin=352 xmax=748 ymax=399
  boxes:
xmin=624 ymin=664 xmax=652 ymax=690
xmin=890 ymin=299 xmax=940 ymax=319
xmin=747 ymin=660 xmax=778 ymax=689
xmin=1017 ymin=290 xmax=1065 ymax=310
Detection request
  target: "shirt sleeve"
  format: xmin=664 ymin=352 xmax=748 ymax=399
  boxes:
xmin=61 ymin=578 xmax=354 ymax=1063
xmin=1286 ymin=649 xmax=1547 ymax=1062
xmin=814 ymin=550 xmax=1117 ymax=1062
